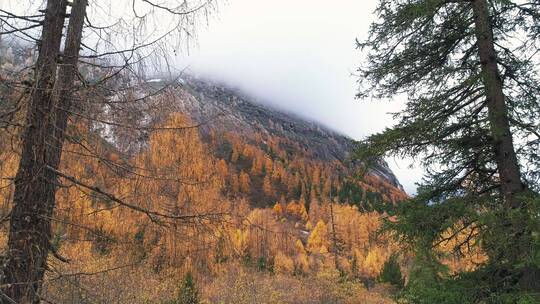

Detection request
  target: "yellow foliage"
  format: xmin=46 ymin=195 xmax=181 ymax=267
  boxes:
xmin=361 ymin=247 xmax=387 ymax=277
xmin=285 ymin=200 xmax=308 ymax=221
xmin=307 ymin=220 xmax=330 ymax=254
xmin=272 ymin=202 xmax=284 ymax=216
xmin=251 ymin=155 xmax=263 ymax=175
xmin=296 ymin=252 xmax=310 ymax=274
xmin=231 ymin=229 xmax=249 ymax=257
xmin=298 ymin=202 xmax=309 ymax=221
xmin=295 ymin=239 xmax=306 ymax=256
xmin=217 ymin=159 xmax=229 ymax=178
xmin=274 ymin=251 xmax=295 ymax=274
xmin=239 ymin=171 xmax=251 ymax=193
xmin=436 ymin=223 xmax=487 ymax=273
xmin=0 ymin=88 xmax=411 ymax=302
xmin=286 ymin=200 xmax=298 ymax=214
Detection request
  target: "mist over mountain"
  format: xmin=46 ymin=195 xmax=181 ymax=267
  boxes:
xmin=2 ymin=0 xmax=537 ymax=302
xmin=145 ymin=74 xmax=404 ymax=193
xmin=1 ymin=37 xmax=410 ymax=303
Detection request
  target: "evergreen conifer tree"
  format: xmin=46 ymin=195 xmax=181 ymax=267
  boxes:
xmin=357 ymin=0 xmax=540 ymax=302
xmin=176 ymin=272 xmax=200 ymax=304
xmin=379 ymin=255 xmax=404 ymax=288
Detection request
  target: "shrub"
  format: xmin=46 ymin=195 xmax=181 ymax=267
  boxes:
xmin=379 ymin=255 xmax=404 ymax=288
xmin=172 ymin=272 xmax=199 ymax=304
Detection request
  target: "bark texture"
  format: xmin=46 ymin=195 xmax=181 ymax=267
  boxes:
xmin=0 ymin=0 xmax=86 ymax=303
xmin=471 ymin=0 xmax=531 ymax=268
xmin=471 ymin=0 xmax=524 ymax=208
xmin=50 ymin=0 xmax=87 ymax=177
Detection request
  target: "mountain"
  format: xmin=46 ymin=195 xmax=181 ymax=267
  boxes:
xmin=0 ymin=43 xmax=408 ymax=303
xmin=137 ymin=75 xmax=406 ymax=210
xmin=177 ymin=76 xmax=403 ymax=189
xmin=1 ymin=40 xmax=405 ymax=209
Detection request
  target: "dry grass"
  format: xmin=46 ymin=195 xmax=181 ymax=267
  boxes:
xmin=203 ymin=264 xmax=395 ymax=304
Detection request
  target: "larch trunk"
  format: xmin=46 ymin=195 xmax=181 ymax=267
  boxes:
xmin=471 ymin=0 xmax=531 ymax=267
xmin=471 ymin=0 xmax=524 ymax=208
xmin=50 ymin=0 xmax=87 ymax=174
xmin=0 ymin=0 xmax=87 ymax=303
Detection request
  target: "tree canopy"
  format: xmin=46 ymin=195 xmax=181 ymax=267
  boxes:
xmin=356 ymin=0 xmax=540 ymax=302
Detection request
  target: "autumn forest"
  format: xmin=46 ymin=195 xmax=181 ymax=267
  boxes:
xmin=1 ymin=0 xmax=540 ymax=303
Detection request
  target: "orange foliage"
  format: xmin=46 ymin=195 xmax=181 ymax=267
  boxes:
xmin=239 ymin=171 xmax=251 ymax=193
xmin=272 ymin=202 xmax=284 ymax=216
xmin=307 ymin=220 xmax=330 ymax=254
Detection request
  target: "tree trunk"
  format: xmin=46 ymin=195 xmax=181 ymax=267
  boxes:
xmin=471 ymin=0 xmax=532 ymax=268
xmin=329 ymin=201 xmax=340 ymax=271
xmin=471 ymin=0 xmax=524 ymax=208
xmin=0 ymin=0 xmax=69 ymax=303
xmin=50 ymin=0 xmax=87 ymax=176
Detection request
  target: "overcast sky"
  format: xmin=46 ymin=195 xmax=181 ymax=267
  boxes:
xmin=176 ymin=0 xmax=424 ymax=194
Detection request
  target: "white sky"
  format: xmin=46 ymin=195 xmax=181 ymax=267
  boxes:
xmin=177 ymin=0 xmax=424 ymax=194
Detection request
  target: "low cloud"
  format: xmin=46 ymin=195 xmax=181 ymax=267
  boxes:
xmin=176 ymin=0 xmax=424 ymax=194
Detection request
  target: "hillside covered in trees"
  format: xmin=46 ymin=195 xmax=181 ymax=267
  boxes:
xmin=0 ymin=41 xmax=414 ymax=303
xmin=2 ymin=0 xmax=539 ymax=303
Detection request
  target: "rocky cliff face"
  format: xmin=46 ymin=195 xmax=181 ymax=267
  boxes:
xmin=152 ymin=75 xmax=403 ymax=191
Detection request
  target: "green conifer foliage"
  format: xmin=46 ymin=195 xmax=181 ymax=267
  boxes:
xmin=175 ymin=272 xmax=199 ymax=304
xmin=356 ymin=0 xmax=540 ymax=302
xmin=379 ymin=255 xmax=404 ymax=288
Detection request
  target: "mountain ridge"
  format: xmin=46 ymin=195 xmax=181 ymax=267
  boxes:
xmin=147 ymin=74 xmax=404 ymax=191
